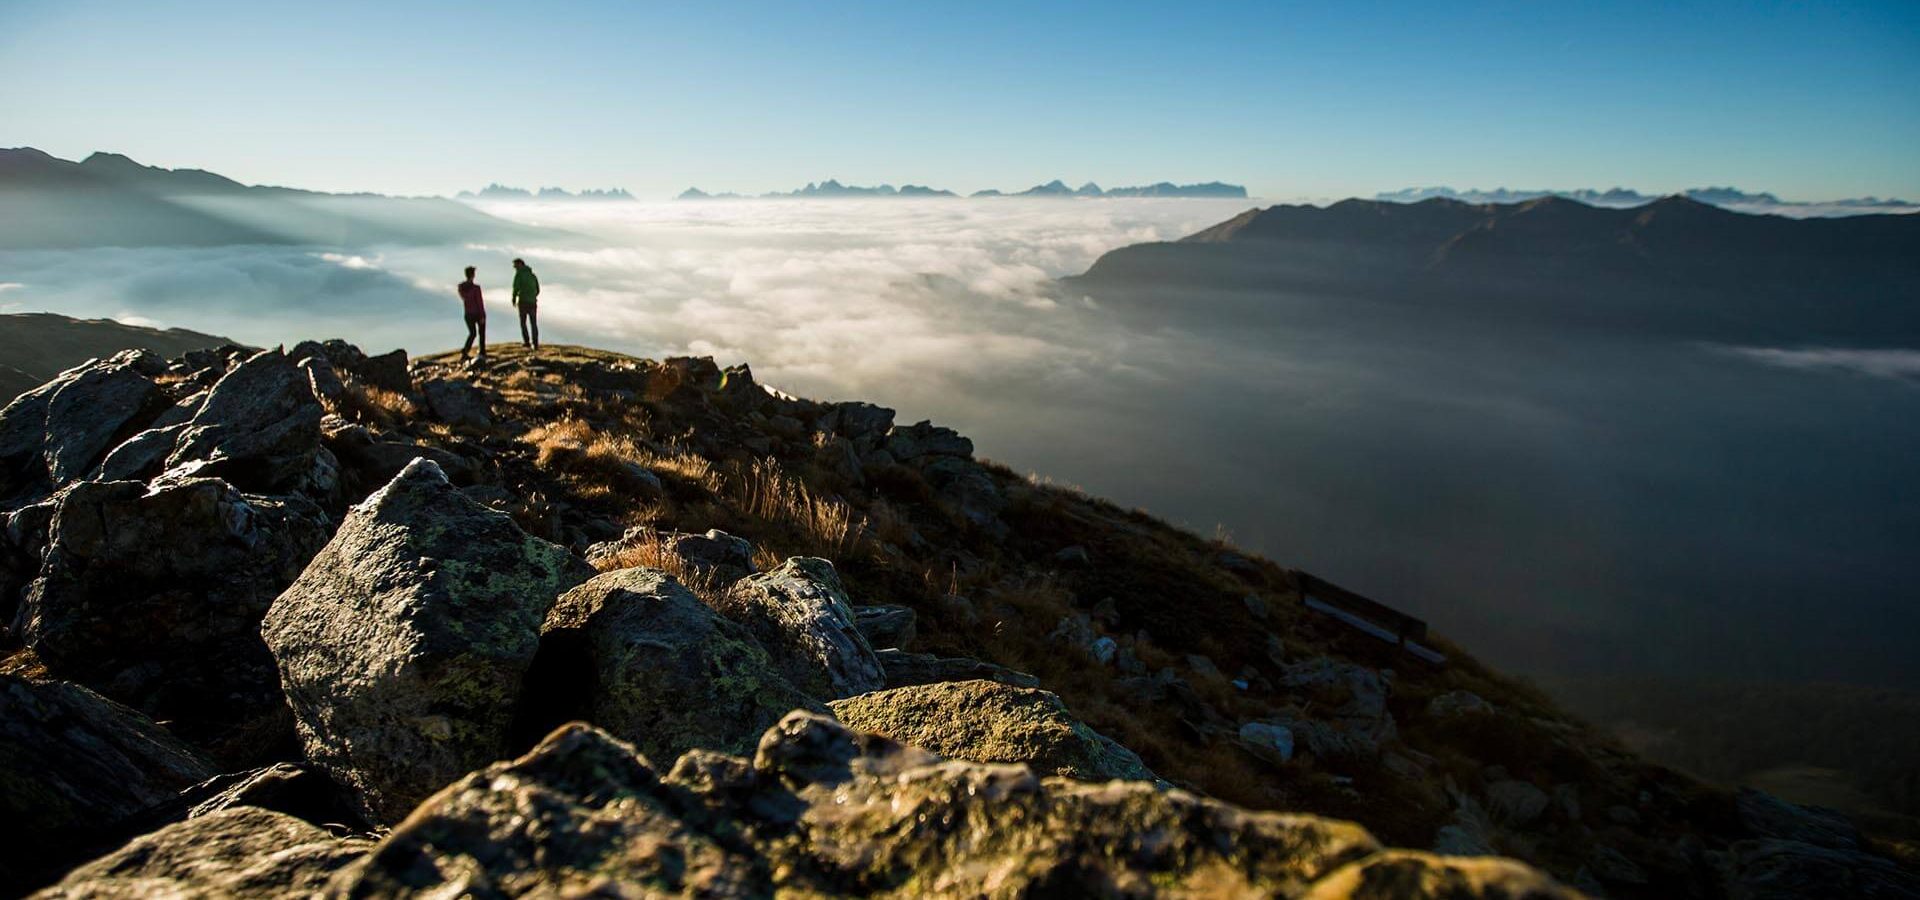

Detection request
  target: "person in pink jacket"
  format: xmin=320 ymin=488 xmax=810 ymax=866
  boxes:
xmin=458 ymin=266 xmax=487 ymax=365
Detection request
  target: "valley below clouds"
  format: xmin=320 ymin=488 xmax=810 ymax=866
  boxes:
xmin=5 ymin=197 xmax=1917 ymax=690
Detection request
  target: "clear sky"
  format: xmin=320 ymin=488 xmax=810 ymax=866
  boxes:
xmin=3 ymin=0 xmax=1916 ymax=201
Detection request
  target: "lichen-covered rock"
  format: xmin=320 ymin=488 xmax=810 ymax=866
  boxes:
xmin=828 ymin=679 xmax=1159 ymax=782
xmin=719 ymin=557 xmax=885 ymax=701
xmin=530 ymin=567 xmax=823 ymax=764
xmin=15 ymin=477 xmax=331 ymax=737
xmin=261 ymin=458 xmax=592 ymax=823
xmin=166 ymin=348 xmax=324 ymax=492
xmin=31 ymin=806 xmax=370 ymax=900
xmin=876 ymin=647 xmax=1040 ymax=689
xmin=0 ymin=675 xmax=215 ymax=890
xmin=1300 ymin=850 xmax=1580 ymax=899
xmin=331 ymin=713 xmax=1407 ymax=897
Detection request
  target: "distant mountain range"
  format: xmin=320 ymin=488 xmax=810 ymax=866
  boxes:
xmin=1072 ymin=194 xmax=1920 ymax=343
xmin=457 ymin=183 xmax=635 ymax=201
xmin=1377 ymin=185 xmax=1918 ymax=217
xmin=678 ymin=179 xmax=1248 ymax=200
xmin=0 ymin=148 xmax=544 ymax=250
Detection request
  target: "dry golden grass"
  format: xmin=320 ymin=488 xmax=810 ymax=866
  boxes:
xmin=591 ymin=530 xmax=733 ymax=607
xmin=725 ymin=457 xmax=867 ymax=561
xmin=335 ymin=382 xmax=418 ymax=428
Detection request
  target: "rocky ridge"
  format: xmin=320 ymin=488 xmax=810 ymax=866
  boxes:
xmin=1 ymin=338 xmax=1912 ymax=897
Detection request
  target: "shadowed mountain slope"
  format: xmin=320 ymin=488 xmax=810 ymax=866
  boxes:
xmin=1074 ymin=196 xmax=1920 ymax=343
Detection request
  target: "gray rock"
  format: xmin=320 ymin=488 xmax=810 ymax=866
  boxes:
xmin=1239 ymin=720 xmax=1296 ymax=763
xmin=921 ymin=455 xmax=1005 ymax=529
xmin=1243 ymin=592 xmax=1270 ymax=619
xmin=15 ymin=477 xmax=330 ymax=736
xmin=261 ymin=459 xmax=591 ymax=823
xmin=876 ymin=648 xmax=1040 ymax=689
xmin=30 ymin=806 xmax=369 ymax=899
xmin=531 ymin=567 xmax=823 ymax=765
xmin=884 ymin=419 xmax=973 ymax=461
xmin=298 ymin=355 xmax=347 ymax=409
xmin=721 ymin=557 xmax=885 ymax=700
xmin=1054 ymin=544 xmax=1092 ymax=566
xmin=1279 ymin=656 xmax=1398 ymax=760
xmin=1426 ymin=690 xmax=1495 ymax=718
xmin=831 ymin=401 xmax=895 ymax=438
xmin=829 ymin=679 xmax=1159 ymax=782
xmin=852 ymin=603 xmax=917 ymax=648
xmin=356 ymin=348 xmax=411 ymax=393
xmin=329 ymin=713 xmax=1392 ymax=897
xmin=1484 ymin=779 xmax=1551 ymax=826
xmin=671 ymin=528 xmax=756 ymax=576
xmin=41 ymin=354 xmax=162 ymax=485
xmin=90 ymin=424 xmax=184 ymax=483
xmin=0 ymin=675 xmax=215 ymax=890
xmin=419 ymin=378 xmax=492 ymax=428
xmin=166 ymin=349 xmax=324 ymax=492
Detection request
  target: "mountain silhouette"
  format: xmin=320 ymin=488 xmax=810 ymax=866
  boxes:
xmin=0 ymin=148 xmax=546 ymax=250
xmin=1073 ymin=196 xmax=1920 ymax=343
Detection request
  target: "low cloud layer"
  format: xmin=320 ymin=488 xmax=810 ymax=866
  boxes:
xmin=1722 ymin=345 xmax=1920 ymax=382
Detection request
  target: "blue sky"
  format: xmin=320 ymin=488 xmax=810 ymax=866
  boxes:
xmin=2 ymin=0 xmax=1915 ymax=200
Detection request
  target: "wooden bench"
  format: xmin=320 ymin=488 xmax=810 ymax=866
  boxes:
xmin=1293 ymin=570 xmax=1445 ymax=664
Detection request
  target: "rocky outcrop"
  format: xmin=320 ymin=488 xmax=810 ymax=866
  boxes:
xmin=166 ymin=348 xmax=325 ymax=493
xmin=261 ymin=459 xmax=591 ymax=823
xmin=528 ymin=567 xmax=822 ymax=764
xmin=720 ymin=557 xmax=886 ymax=700
xmin=0 ymin=675 xmax=214 ymax=890
xmin=30 ymin=806 xmax=370 ymax=899
xmin=328 ymin=712 xmax=1433 ymax=897
xmin=828 ymin=679 xmax=1159 ymax=782
xmin=14 ymin=477 xmax=331 ymax=736
xmin=0 ymin=351 xmax=165 ymax=499
xmin=1277 ymin=656 xmax=1400 ymax=760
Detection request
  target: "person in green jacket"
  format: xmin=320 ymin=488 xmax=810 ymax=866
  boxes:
xmin=511 ymin=257 xmax=541 ymax=351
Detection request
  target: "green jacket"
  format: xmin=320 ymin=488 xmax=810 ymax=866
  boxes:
xmin=513 ymin=266 xmax=540 ymax=305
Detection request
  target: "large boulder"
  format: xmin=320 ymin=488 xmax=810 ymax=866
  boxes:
xmin=852 ymin=603 xmax=916 ymax=648
xmin=330 ymin=713 xmax=1424 ymax=897
xmin=30 ymin=806 xmax=370 ymax=900
xmin=165 ymin=348 xmax=324 ymax=492
xmin=1278 ymin=656 xmax=1400 ymax=760
xmin=528 ymin=567 xmax=823 ymax=764
xmin=261 ymin=458 xmax=592 ymax=823
xmin=13 ymin=477 xmax=331 ymax=738
xmin=0 ymin=351 xmax=164 ymax=499
xmin=41 ymin=354 xmax=164 ymax=484
xmin=719 ymin=557 xmax=885 ymax=700
xmin=828 ymin=679 xmax=1159 ymax=782
xmin=883 ymin=419 xmax=973 ymax=461
xmin=0 ymin=675 xmax=215 ymax=891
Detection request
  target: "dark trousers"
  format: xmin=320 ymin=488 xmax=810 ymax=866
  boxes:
xmin=518 ymin=303 xmax=539 ymax=348
xmin=463 ymin=315 xmax=487 ymax=359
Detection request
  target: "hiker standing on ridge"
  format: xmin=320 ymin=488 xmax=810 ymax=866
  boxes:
xmin=458 ymin=265 xmax=487 ymax=366
xmin=512 ymin=257 xmax=541 ymax=351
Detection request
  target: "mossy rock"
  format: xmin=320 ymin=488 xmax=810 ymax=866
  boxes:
xmin=261 ymin=458 xmax=592 ymax=824
xmin=828 ymin=678 xmax=1159 ymax=782
xmin=536 ymin=567 xmax=825 ymax=765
